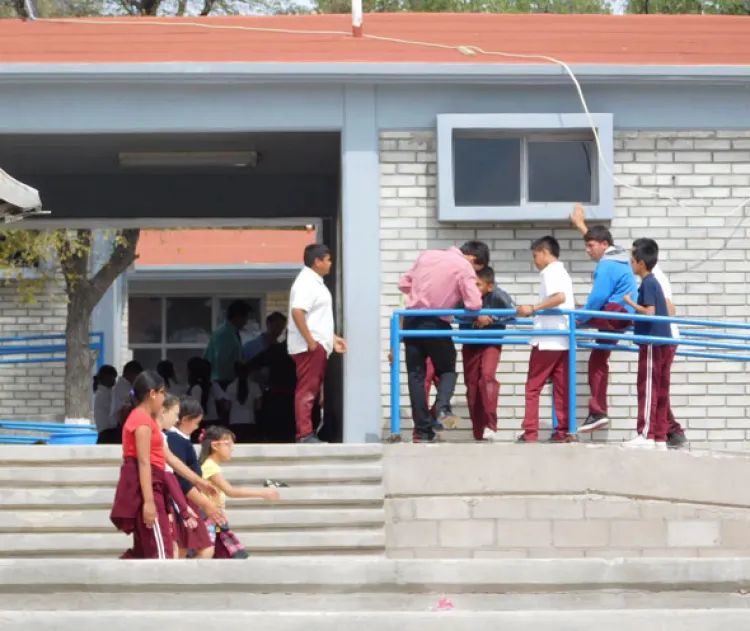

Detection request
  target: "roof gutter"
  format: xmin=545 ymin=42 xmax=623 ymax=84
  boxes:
xmin=0 ymin=63 xmax=749 ymax=86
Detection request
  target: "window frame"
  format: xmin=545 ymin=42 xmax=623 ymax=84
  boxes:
xmin=128 ymin=294 xmax=266 ymax=364
xmin=437 ymin=113 xmax=614 ymax=222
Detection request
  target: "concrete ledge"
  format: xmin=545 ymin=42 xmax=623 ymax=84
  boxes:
xmin=383 ymin=444 xmax=750 ymax=508
xmin=0 ymin=444 xmax=383 ymax=465
xmin=4 ymin=558 xmax=750 ymax=592
xmin=2 ymin=610 xmax=750 ymax=631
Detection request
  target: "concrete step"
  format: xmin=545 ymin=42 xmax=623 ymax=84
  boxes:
xmin=0 ymin=529 xmax=386 ymax=557
xmin=0 ymin=484 xmax=385 ymax=509
xmin=0 ymin=443 xmax=383 ymax=466
xmin=0 ymin=507 xmax=386 ymax=532
xmin=1 ymin=610 xmax=749 ymax=630
xmin=0 ymin=463 xmax=383 ymax=486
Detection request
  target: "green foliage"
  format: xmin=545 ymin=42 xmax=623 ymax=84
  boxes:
xmin=626 ymin=0 xmax=749 ymax=13
xmin=314 ymin=0 xmax=612 ymax=11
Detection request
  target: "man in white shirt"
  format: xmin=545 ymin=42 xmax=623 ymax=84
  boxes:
xmin=634 ymin=238 xmax=687 ymax=449
xmin=516 ymin=236 xmax=576 ymax=443
xmin=288 ymin=244 xmax=347 ymax=444
xmin=109 ymin=360 xmax=143 ymax=436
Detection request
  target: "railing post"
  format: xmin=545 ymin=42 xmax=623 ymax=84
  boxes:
xmin=389 ymin=313 xmax=401 ymax=438
xmin=568 ymin=314 xmax=577 ymax=434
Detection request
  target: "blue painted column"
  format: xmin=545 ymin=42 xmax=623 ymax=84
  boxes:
xmin=341 ymin=84 xmax=381 ymax=443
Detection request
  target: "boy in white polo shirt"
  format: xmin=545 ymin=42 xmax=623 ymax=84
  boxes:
xmin=287 ymin=244 xmax=347 ymax=444
xmin=516 ymin=236 xmax=576 ymax=443
xmin=633 ymin=238 xmax=687 ymax=449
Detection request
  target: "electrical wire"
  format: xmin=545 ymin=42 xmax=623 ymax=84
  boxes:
xmin=23 ymin=15 xmax=750 ymax=271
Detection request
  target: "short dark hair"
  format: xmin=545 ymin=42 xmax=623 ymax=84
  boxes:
xmin=459 ymin=241 xmax=490 ymax=268
xmin=226 ymin=300 xmax=251 ymax=321
xmin=179 ymin=396 xmax=204 ymax=422
xmin=631 ymin=239 xmax=658 ymax=271
xmin=633 ymin=237 xmax=659 ymax=255
xmin=303 ymin=244 xmax=331 ymax=268
xmin=122 ymin=360 xmax=142 ymax=377
xmin=583 ymin=225 xmax=614 ymax=246
xmin=266 ymin=311 xmax=287 ymax=324
xmin=531 ymin=236 xmax=560 ymax=259
xmin=476 ymin=266 xmax=495 ymax=285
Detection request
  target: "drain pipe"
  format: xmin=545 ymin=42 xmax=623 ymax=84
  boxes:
xmin=352 ymin=0 xmax=363 ymax=38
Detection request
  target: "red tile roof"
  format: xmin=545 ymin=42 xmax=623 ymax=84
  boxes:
xmin=135 ymin=229 xmax=316 ymax=266
xmin=1 ymin=14 xmax=749 ymax=66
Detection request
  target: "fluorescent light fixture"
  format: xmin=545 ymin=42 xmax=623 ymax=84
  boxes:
xmin=118 ymin=151 xmax=259 ymax=169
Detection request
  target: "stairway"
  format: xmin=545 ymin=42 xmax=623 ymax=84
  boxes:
xmin=0 ymin=444 xmax=385 ymax=557
xmin=1 ymin=557 xmax=749 ymax=630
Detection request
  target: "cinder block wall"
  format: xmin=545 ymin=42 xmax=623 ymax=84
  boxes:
xmin=0 ymin=280 xmax=67 ymax=420
xmin=383 ymin=444 xmax=750 ymax=559
xmin=380 ymin=130 xmax=750 ymax=448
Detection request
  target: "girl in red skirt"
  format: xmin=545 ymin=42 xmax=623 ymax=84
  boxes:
xmin=165 ymin=397 xmax=224 ymax=559
xmin=110 ymin=370 xmax=216 ymax=560
xmin=199 ymin=426 xmax=280 ymax=559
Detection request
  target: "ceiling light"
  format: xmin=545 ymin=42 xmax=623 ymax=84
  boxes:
xmin=118 ymin=151 xmax=259 ymax=169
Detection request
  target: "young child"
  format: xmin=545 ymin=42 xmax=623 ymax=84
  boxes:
xmin=110 ymin=360 xmax=143 ymax=434
xmin=93 ymin=364 xmax=118 ymax=444
xmin=110 ymin=370 xmax=217 ymax=559
xmin=219 ymin=361 xmax=263 ymax=444
xmin=624 ymin=239 xmax=673 ymax=449
xmin=635 ymin=238 xmax=687 ymax=450
xmin=199 ymin=425 xmax=279 ymax=559
xmin=157 ymin=360 xmax=181 ymax=396
xmin=516 ymin=236 xmax=576 ymax=443
xmin=456 ymin=266 xmax=515 ymax=442
xmin=185 ymin=357 xmax=219 ymax=440
xmin=158 ymin=394 xmax=199 ymax=559
xmin=166 ymin=397 xmax=224 ymax=559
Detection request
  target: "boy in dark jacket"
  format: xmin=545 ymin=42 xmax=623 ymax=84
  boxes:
xmin=456 ymin=267 xmax=515 ymax=441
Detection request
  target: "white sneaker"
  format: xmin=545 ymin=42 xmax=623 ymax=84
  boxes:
xmin=654 ymin=441 xmax=668 ymax=451
xmin=482 ymin=428 xmax=501 ymax=442
xmin=624 ymin=435 xmax=655 ymax=449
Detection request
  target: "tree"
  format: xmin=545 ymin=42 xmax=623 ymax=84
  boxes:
xmin=626 ymin=0 xmax=748 ymax=13
xmin=313 ymin=0 xmax=612 ymax=13
xmin=0 ymin=228 xmax=139 ymax=419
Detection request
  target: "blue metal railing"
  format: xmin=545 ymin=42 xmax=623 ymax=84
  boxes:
xmin=389 ymin=308 xmax=750 ymax=438
xmin=0 ymin=332 xmax=105 ymax=369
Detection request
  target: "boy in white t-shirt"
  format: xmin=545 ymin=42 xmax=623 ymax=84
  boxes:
xmin=218 ymin=361 xmax=263 ymax=443
xmin=516 ymin=236 xmax=576 ymax=443
xmin=634 ymin=238 xmax=687 ymax=449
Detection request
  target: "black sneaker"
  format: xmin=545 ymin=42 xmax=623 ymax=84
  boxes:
xmin=516 ymin=434 xmax=536 ymax=444
xmin=667 ymin=432 xmax=687 ymax=449
xmin=413 ymin=434 xmax=437 ymax=444
xmin=297 ymin=434 xmax=324 ymax=444
xmin=577 ymin=413 xmax=609 ymax=434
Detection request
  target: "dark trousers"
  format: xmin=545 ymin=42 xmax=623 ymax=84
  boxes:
xmin=97 ymin=428 xmax=121 ymax=445
xmin=585 ymin=302 xmax=631 ymax=416
xmin=663 ymin=344 xmax=684 ymax=436
xmin=637 ymin=344 xmax=670 ymax=442
xmin=462 ymin=345 xmax=501 ymax=440
xmin=423 ymin=358 xmax=439 ymax=419
xmin=403 ymin=316 xmax=456 ymax=439
xmin=292 ymin=345 xmax=328 ymax=441
xmin=521 ymin=347 xmax=569 ymax=441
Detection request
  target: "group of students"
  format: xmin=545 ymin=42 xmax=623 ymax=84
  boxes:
xmin=94 ymin=355 xmax=265 ymax=446
xmin=400 ymin=204 xmax=686 ymax=450
xmin=110 ymin=369 xmax=279 ymax=560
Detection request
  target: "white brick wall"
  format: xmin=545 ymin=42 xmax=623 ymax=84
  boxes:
xmin=264 ymin=291 xmax=289 ymax=317
xmin=0 ymin=280 xmax=67 ymax=420
xmin=381 ymin=130 xmax=750 ymax=449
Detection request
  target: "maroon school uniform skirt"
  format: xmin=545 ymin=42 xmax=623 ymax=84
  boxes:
xmin=110 ymin=458 xmax=174 ymax=560
xmin=176 ymin=498 xmax=212 ymax=551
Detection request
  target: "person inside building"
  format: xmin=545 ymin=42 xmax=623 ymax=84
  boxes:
xmin=109 ymin=360 xmax=143 ymax=439
xmin=93 ymin=364 xmax=119 ymax=444
xmin=398 ymin=243 xmax=483 ymax=443
xmin=204 ymin=300 xmax=251 ymax=391
xmin=243 ymin=312 xmax=288 ymax=364
xmin=287 ymin=243 xmax=347 ymax=444
xmin=570 ymin=204 xmax=637 ymax=434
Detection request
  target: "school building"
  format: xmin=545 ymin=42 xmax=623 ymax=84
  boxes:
xmin=0 ymin=14 xmax=749 ymax=446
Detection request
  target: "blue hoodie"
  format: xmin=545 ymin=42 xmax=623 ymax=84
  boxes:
xmin=579 ymin=245 xmax=638 ymax=324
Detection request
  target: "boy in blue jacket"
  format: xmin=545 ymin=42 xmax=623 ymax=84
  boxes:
xmin=456 ymin=267 xmax=515 ymax=442
xmin=571 ymin=204 xmax=638 ymax=434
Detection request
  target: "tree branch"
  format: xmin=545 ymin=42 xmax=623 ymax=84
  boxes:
xmin=87 ymin=228 xmax=140 ymax=309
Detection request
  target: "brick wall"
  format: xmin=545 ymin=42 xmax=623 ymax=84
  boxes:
xmin=264 ymin=291 xmax=289 ymax=318
xmin=0 ymin=279 xmax=67 ymax=420
xmin=380 ymin=130 xmax=750 ymax=448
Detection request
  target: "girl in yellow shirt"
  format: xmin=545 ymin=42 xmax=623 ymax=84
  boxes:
xmin=199 ymin=426 xmax=279 ymax=558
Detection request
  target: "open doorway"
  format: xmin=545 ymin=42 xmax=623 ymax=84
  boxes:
xmin=0 ymin=131 xmax=344 ymax=442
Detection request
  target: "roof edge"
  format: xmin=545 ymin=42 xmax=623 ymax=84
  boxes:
xmin=1 ymin=63 xmax=749 ymax=86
